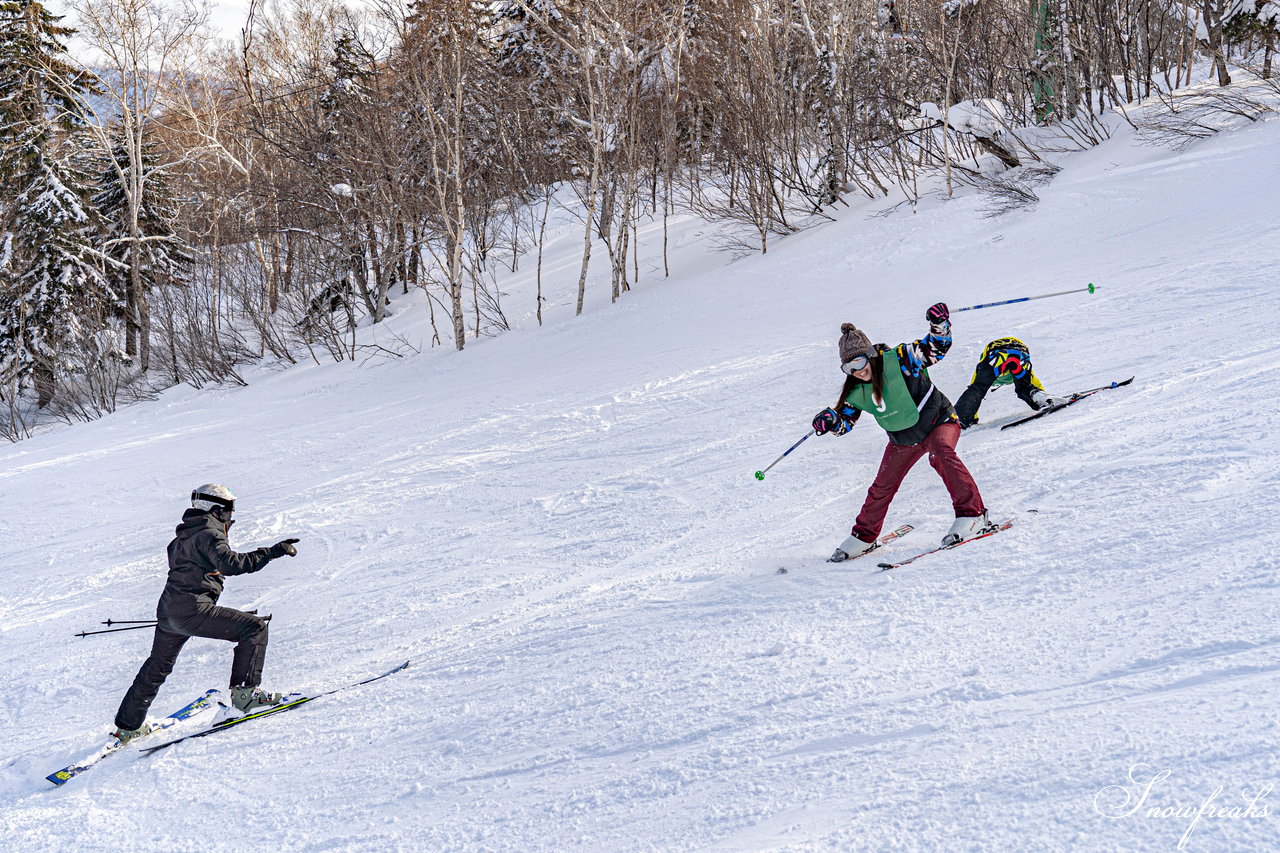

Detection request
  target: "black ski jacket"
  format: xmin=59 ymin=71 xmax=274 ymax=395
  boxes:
xmin=157 ymin=509 xmax=273 ymax=617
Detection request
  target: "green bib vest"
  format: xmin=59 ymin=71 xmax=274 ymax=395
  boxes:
xmin=844 ymin=350 xmax=932 ymax=432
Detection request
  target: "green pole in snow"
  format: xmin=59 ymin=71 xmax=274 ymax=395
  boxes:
xmin=755 ymin=430 xmax=815 ymax=481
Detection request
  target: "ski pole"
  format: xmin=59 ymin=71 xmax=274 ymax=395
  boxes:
xmin=78 ymin=613 xmax=269 ymax=637
xmin=755 ymin=429 xmax=815 ymax=480
xmin=952 ymin=283 xmax=1099 ymax=313
xmin=76 ymin=624 xmax=158 ymax=637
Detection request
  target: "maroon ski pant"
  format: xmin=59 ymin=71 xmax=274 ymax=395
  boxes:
xmin=851 ymin=422 xmax=985 ymax=542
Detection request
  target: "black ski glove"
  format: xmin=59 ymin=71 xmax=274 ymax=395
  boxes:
xmin=813 ymin=408 xmax=840 ymax=435
xmin=268 ymin=538 xmax=300 ymax=559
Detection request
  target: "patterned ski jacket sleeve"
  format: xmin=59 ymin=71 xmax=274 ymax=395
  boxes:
xmin=898 ymin=318 xmax=952 ymax=376
xmin=830 ymin=402 xmax=860 ymax=434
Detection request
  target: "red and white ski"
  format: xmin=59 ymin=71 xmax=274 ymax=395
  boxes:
xmin=778 ymin=525 xmax=914 ymax=574
xmin=876 ymin=520 xmax=1013 ymax=571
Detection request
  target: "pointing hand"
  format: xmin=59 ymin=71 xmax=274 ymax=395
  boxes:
xmin=269 ymin=538 xmax=300 ymax=558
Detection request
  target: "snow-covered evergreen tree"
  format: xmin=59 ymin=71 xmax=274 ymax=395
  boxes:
xmin=0 ymin=0 xmax=114 ymax=408
xmin=488 ymin=0 xmax=579 ymax=161
xmin=490 ymin=0 xmax=569 ymax=89
xmin=1223 ymin=0 xmax=1280 ymax=79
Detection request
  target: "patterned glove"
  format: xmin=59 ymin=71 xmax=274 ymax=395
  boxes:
xmin=925 ymin=302 xmax=950 ymax=325
xmin=812 ymin=408 xmax=840 ymax=435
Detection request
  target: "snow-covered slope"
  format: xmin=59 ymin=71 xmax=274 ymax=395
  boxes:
xmin=2 ymin=114 xmax=1279 ymax=851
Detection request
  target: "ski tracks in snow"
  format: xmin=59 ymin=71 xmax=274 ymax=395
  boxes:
xmin=4 ymin=118 xmax=1280 ymax=850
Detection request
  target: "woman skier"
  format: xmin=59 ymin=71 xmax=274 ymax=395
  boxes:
xmin=812 ymin=304 xmax=990 ymax=561
xmin=953 ymin=336 xmax=1067 ymax=429
xmin=111 ymin=484 xmax=301 ymax=743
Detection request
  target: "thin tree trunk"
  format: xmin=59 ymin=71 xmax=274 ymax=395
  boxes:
xmin=35 ymin=363 xmax=55 ymax=409
xmin=536 ymin=190 xmax=551 ymax=326
xmin=1202 ymin=0 xmax=1232 ymax=86
xmin=576 ymin=138 xmax=601 ymax=317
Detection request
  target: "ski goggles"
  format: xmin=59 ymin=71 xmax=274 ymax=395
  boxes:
xmin=841 ymin=354 xmax=871 ymax=374
xmin=192 ymin=491 xmax=235 ymax=513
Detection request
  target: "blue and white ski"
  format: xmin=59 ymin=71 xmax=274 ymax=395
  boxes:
xmin=47 ymin=689 xmax=221 ymax=786
xmin=142 ymin=660 xmax=411 ymax=755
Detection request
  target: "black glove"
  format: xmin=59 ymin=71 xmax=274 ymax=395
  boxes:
xmin=812 ymin=408 xmax=839 ymax=435
xmin=925 ymin=302 xmax=949 ymax=325
xmin=268 ymin=538 xmax=300 ymax=558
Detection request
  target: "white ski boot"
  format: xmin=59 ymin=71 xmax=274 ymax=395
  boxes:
xmin=828 ymin=534 xmax=877 ymax=563
xmin=941 ymin=512 xmax=990 ymax=548
xmin=1030 ymin=389 xmax=1069 ymax=410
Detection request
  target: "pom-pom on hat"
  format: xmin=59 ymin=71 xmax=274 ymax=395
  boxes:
xmin=838 ymin=323 xmax=874 ymax=365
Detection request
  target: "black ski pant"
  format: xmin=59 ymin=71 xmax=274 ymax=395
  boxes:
xmin=114 ymin=604 xmax=269 ymax=731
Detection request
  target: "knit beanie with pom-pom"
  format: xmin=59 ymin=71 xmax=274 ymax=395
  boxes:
xmin=838 ymin=323 xmax=875 ymax=365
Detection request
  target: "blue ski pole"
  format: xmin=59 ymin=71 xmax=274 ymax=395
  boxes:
xmin=953 ymin=283 xmax=1098 ymax=313
xmin=755 ymin=429 xmax=815 ymax=480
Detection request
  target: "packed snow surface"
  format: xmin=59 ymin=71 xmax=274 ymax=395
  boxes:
xmin=2 ymin=114 xmax=1279 ymax=851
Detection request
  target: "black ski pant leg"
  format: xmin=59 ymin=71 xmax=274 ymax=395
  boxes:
xmin=114 ymin=626 xmax=190 ymax=731
xmin=954 ymin=363 xmax=997 ymax=427
xmin=171 ymin=605 xmax=270 ymax=690
xmin=1013 ymin=371 xmax=1044 ymax=409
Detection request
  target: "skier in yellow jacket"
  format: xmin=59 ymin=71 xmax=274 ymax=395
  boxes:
xmin=954 ymin=337 xmax=1067 ymax=429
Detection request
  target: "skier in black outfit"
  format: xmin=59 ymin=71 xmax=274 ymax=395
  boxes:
xmin=111 ymin=484 xmax=301 ymax=743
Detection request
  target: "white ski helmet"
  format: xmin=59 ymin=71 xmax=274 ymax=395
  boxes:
xmin=191 ymin=483 xmax=236 ymax=513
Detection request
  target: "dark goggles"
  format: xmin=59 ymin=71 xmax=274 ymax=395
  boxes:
xmin=192 ymin=491 xmax=235 ymax=513
xmin=841 ymin=354 xmax=871 ymax=375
